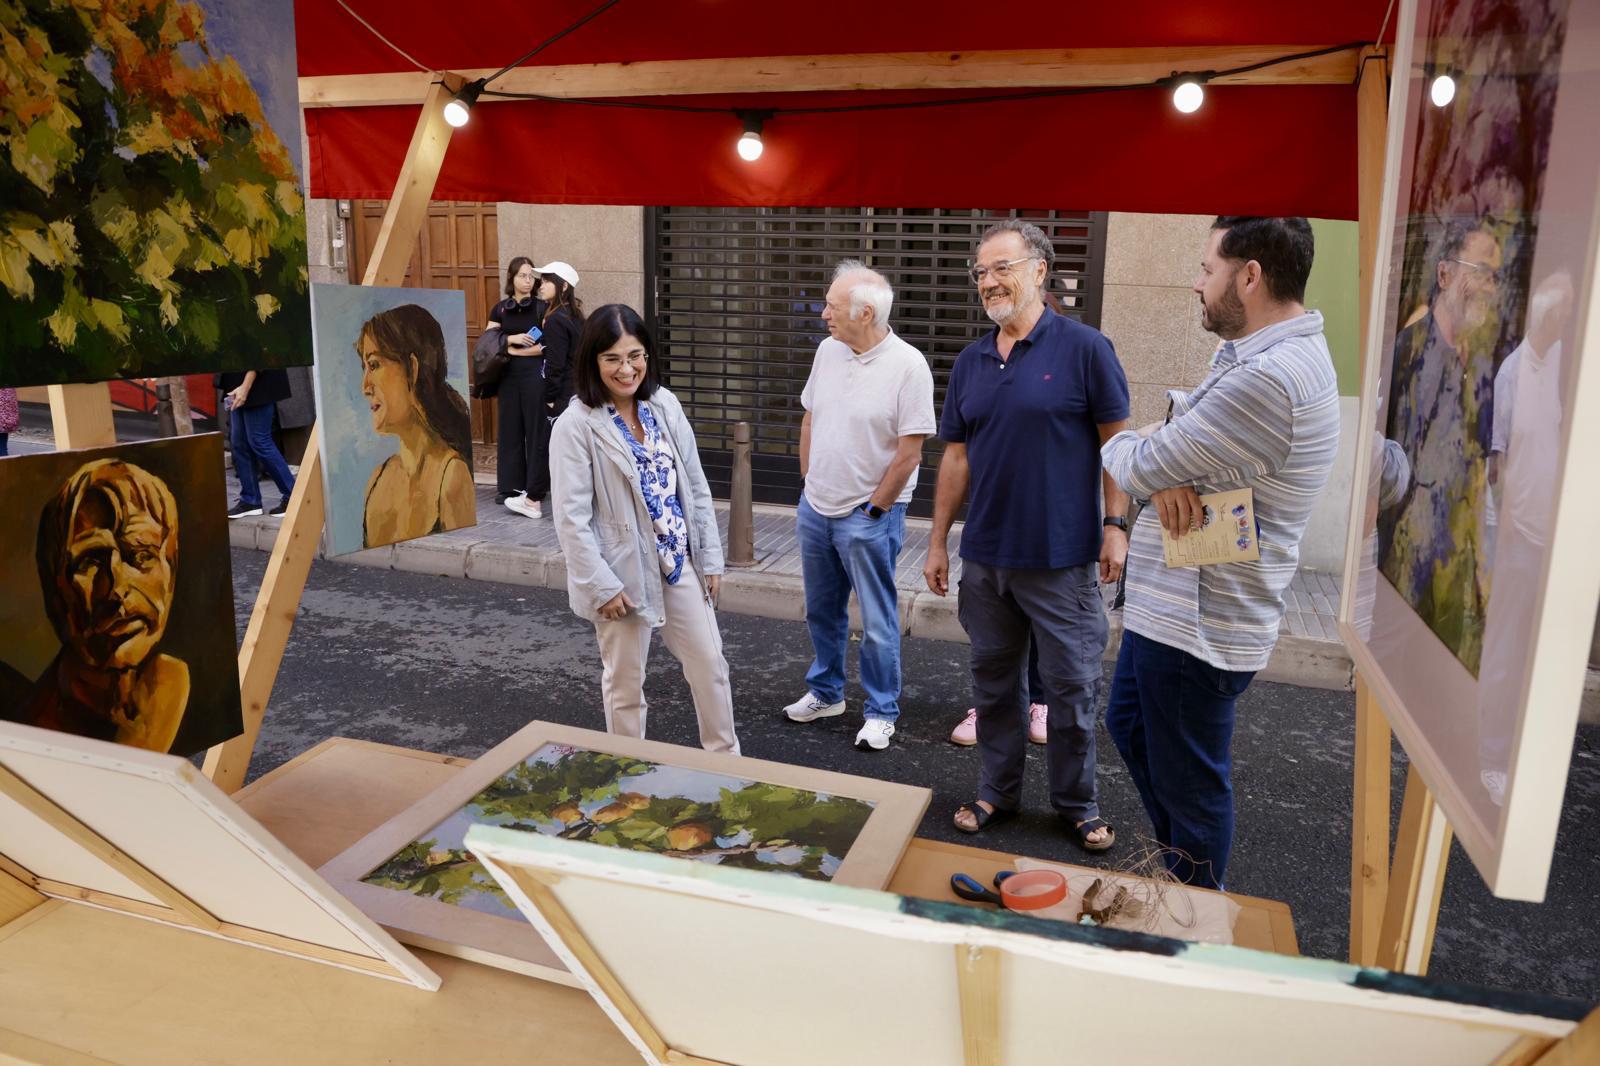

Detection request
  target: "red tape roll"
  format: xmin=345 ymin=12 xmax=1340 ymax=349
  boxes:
xmin=999 ymin=869 xmax=1067 ymax=911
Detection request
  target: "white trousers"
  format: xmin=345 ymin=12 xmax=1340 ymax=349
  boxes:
xmin=593 ymin=560 xmax=740 ymax=754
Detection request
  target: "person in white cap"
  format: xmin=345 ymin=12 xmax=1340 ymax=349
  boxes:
xmin=503 ymin=261 xmax=584 ymax=519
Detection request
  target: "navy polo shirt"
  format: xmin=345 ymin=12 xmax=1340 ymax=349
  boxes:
xmin=939 ymin=309 xmax=1130 ymax=569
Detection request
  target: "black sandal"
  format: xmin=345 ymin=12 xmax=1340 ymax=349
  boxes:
xmin=1068 ymin=816 xmax=1116 ymax=853
xmin=953 ymin=801 xmax=1016 ymax=835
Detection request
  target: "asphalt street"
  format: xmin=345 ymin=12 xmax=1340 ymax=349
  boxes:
xmin=231 ymin=547 xmax=1600 ymax=1004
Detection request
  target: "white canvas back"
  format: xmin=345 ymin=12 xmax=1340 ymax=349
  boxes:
xmin=0 ymin=722 xmax=438 ymax=989
xmin=469 ymin=826 xmax=1585 ymax=1066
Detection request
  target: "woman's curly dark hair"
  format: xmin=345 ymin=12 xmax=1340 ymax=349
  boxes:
xmin=358 ymin=305 xmax=473 ymax=463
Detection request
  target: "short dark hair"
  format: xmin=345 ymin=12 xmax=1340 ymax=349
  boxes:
xmin=1211 ymin=217 xmax=1314 ymax=304
xmin=503 ymin=256 xmax=535 ymax=299
xmin=573 ymin=304 xmax=661 ymax=408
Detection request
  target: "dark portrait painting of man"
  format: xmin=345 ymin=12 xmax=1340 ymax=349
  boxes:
xmin=1 ymin=437 xmax=242 ymax=756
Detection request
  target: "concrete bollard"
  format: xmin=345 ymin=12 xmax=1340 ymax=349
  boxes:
xmin=727 ymin=421 xmax=756 ymax=567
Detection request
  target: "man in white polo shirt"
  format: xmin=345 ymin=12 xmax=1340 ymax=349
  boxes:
xmin=783 ymin=260 xmax=936 ymax=751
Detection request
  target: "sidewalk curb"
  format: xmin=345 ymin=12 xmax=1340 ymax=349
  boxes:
xmin=233 ymin=517 xmax=1600 ymax=716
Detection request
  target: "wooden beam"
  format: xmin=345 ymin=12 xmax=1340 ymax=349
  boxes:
xmin=955 ymin=943 xmax=1002 ymax=1066
xmin=0 ymin=864 xmax=45 ymax=929
xmin=1530 ymin=1006 xmax=1600 ymax=1066
xmin=299 ymin=45 xmax=1361 ymax=108
xmin=202 ymin=77 xmax=462 ymax=792
xmin=47 ymin=383 xmax=116 ymax=450
xmin=1349 ymin=676 xmax=1392 ymax=966
xmin=0 ymin=764 xmax=221 ymax=932
xmin=1376 ymin=764 xmax=1451 ymax=975
xmin=1355 ymin=46 xmax=1390 ymax=384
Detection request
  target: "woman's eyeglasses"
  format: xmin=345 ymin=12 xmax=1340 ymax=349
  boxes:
xmin=600 ymin=352 xmax=648 ymax=368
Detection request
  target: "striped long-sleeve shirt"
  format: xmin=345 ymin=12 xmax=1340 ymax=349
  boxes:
xmin=1101 ymin=311 xmax=1340 ymax=672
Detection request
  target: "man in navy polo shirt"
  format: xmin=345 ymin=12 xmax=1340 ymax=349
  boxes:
xmin=924 ymin=219 xmax=1131 ymax=851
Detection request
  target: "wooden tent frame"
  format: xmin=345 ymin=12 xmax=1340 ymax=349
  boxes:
xmin=26 ymin=16 xmax=1559 ymax=987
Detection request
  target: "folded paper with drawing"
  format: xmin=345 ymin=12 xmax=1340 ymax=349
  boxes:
xmin=1161 ymin=487 xmax=1260 ymax=568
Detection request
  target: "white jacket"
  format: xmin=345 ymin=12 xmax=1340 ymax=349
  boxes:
xmin=549 ymin=387 xmax=724 ymax=626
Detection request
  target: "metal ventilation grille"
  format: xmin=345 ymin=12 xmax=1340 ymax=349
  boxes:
xmin=646 ymin=208 xmax=1109 ymax=515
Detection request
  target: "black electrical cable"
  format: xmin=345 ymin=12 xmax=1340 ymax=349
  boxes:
xmin=483 ymin=0 xmax=627 ymax=87
xmin=480 ymin=40 xmax=1373 ymax=118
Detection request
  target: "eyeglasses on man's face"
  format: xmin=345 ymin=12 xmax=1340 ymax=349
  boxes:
xmin=968 ymin=256 xmax=1041 ymax=286
xmin=600 ymin=351 xmax=649 ymax=369
xmin=1449 ymin=258 xmax=1503 ymax=287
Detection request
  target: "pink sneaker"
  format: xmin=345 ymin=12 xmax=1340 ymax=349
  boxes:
xmin=949 ymin=708 xmax=978 ymax=746
xmin=1028 ymin=703 xmax=1049 ymax=745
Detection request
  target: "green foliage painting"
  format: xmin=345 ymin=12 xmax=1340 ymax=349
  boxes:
xmin=363 ymin=744 xmax=879 ymax=919
xmin=0 ymin=0 xmax=310 ymax=387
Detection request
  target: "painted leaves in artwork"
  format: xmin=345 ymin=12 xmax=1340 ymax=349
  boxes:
xmin=364 ymin=747 xmax=878 ymax=913
xmin=0 ymin=0 xmax=309 ymax=384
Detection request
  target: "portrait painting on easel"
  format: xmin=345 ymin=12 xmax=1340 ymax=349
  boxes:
xmin=0 ymin=0 xmax=311 ymax=387
xmin=311 ymin=283 xmax=476 ymax=558
xmin=1344 ymin=0 xmax=1600 ymax=899
xmin=0 ymin=435 xmax=242 ymax=757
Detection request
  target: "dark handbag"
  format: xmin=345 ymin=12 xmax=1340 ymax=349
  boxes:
xmin=471 ymin=330 xmax=510 ymax=399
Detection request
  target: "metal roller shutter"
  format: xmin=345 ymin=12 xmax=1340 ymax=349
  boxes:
xmin=646 ymin=208 xmax=1109 ymax=516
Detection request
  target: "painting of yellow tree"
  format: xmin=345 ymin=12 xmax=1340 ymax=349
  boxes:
xmin=0 ymin=0 xmax=310 ymax=387
xmin=363 ymin=744 xmax=879 ymax=919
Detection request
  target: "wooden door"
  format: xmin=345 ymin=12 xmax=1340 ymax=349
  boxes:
xmin=350 ymin=200 xmax=502 ymax=444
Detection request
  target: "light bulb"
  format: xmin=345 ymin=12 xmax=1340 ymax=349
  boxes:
xmin=737 ymin=130 xmax=764 ymax=162
xmin=1172 ymin=80 xmax=1204 ymax=114
xmin=443 ymin=99 xmax=471 ymax=127
xmin=1430 ymin=74 xmax=1456 ymax=108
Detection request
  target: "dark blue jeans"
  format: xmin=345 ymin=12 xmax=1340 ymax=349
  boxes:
xmin=231 ymin=403 xmax=295 ymax=508
xmin=1105 ymin=629 xmax=1255 ymax=889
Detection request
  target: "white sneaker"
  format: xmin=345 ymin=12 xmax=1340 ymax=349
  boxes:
xmin=505 ymin=494 xmax=542 ymax=519
xmin=855 ymin=719 xmax=896 ymax=751
xmin=783 ymin=692 xmax=845 ymax=723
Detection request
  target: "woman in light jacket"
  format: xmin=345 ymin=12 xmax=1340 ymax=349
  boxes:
xmin=549 ymin=304 xmax=739 ymax=754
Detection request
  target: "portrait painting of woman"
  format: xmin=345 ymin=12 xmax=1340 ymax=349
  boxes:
xmin=355 ymin=304 xmax=476 ymax=549
xmin=312 ymin=285 xmax=476 ymax=557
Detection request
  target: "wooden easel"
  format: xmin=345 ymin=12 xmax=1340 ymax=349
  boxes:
xmin=41 ymin=74 xmax=464 ymax=795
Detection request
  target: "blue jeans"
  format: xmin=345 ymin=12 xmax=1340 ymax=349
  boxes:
xmin=796 ymin=495 xmax=906 ymax=722
xmin=231 ymin=403 xmax=295 ymax=507
xmin=1105 ymin=630 xmax=1255 ymax=889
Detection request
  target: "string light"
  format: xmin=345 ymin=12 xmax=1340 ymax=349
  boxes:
xmin=444 ymin=79 xmax=486 ymax=127
xmin=1172 ymin=79 xmax=1205 ymax=114
xmin=736 ymin=110 xmax=771 ymax=163
xmin=1430 ymin=73 xmax=1456 ymax=107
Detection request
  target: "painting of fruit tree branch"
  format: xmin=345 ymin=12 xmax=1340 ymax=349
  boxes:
xmin=0 ymin=0 xmax=310 ymax=387
xmin=363 ymin=745 xmax=878 ymax=919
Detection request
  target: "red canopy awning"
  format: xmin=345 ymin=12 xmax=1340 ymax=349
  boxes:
xmin=297 ymin=1 xmax=1391 ymax=218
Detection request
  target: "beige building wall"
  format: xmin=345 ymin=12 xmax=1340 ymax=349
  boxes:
xmin=1098 ymin=211 xmax=1217 ymax=430
xmin=496 ymin=205 xmax=645 ymax=314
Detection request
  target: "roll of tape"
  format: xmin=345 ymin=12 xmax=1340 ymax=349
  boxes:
xmin=998 ymin=868 xmax=1067 ymax=911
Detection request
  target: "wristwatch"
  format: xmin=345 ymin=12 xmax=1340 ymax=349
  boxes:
xmin=1102 ymin=515 xmax=1129 ymax=532
xmin=862 ymin=503 xmax=886 ymax=520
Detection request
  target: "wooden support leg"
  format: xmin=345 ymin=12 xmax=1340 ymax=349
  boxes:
xmin=46 ymin=383 xmax=117 ymax=450
xmin=200 ymin=75 xmax=463 ymax=791
xmin=1376 ymin=764 xmax=1451 ymax=975
xmin=1349 ymin=677 xmax=1391 ymax=966
xmin=203 ymin=433 xmax=328 ymax=792
xmin=955 ymin=943 xmax=1002 ymax=1066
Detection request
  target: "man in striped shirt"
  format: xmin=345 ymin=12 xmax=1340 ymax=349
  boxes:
xmin=1101 ymin=216 xmax=1339 ymax=889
